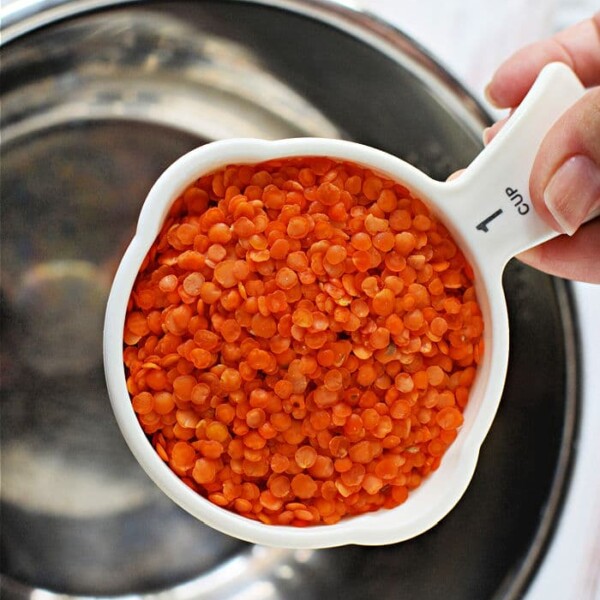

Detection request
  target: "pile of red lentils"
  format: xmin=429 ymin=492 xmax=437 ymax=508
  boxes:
xmin=124 ymin=156 xmax=484 ymax=527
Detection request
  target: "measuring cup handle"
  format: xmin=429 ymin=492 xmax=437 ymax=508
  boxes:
xmin=443 ymin=62 xmax=586 ymax=268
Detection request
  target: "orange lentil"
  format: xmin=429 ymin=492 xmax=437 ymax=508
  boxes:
xmin=221 ymin=368 xmax=242 ymax=392
xmin=171 ymin=441 xmax=197 ymax=471
xmin=200 ymin=282 xmax=221 ymax=304
xmin=430 ymin=316 xmax=449 ymax=336
xmin=363 ymin=176 xmax=383 ymax=200
xmin=270 ymin=475 xmax=291 ymax=498
xmin=295 ymin=445 xmax=318 ymax=469
xmin=325 ymin=245 xmax=347 ymax=265
xmin=436 ymin=406 xmax=464 ymax=430
xmin=291 ymin=474 xmax=318 ymax=499
xmin=372 ymin=289 xmax=395 ymax=316
xmin=145 ymin=369 xmax=168 ymax=391
xmin=323 ymin=369 xmax=343 ymax=392
xmin=271 ymin=453 xmax=290 ymax=474
xmin=351 ymin=232 xmax=372 ymax=251
xmin=292 ymin=307 xmax=314 ymax=328
xmin=413 ymin=214 xmax=431 ymax=231
xmin=310 ymin=455 xmax=334 ymax=479
xmin=172 ymin=375 xmax=196 ymax=401
xmin=126 ymin=312 xmax=150 ymax=337
xmin=251 ymin=314 xmax=277 ymax=338
xmin=208 ymin=222 xmax=232 ymax=244
xmin=372 ymin=231 xmax=395 ymax=252
xmin=287 ymin=216 xmax=311 ymax=239
xmin=191 ymin=383 xmax=211 ymax=406
xmin=275 ymin=267 xmax=298 ymax=290
xmin=404 ymin=309 xmax=425 ymax=331
xmin=132 ymin=391 xmax=154 ymax=414
xmin=270 ymin=238 xmax=290 ymax=259
xmin=246 ymin=407 xmax=266 ymax=429
xmin=348 ymin=440 xmax=373 ymax=464
xmin=207 ymin=244 xmax=227 ymax=264
xmin=362 ymin=473 xmax=384 ymax=495
xmin=426 ymin=365 xmax=445 ymax=387
xmin=377 ymin=189 xmax=398 ymax=213
xmin=364 ymin=213 xmax=388 ymax=234
xmin=154 ymin=391 xmax=176 ymax=415
xmin=318 ymin=181 xmax=341 ymax=205
xmin=177 ymin=251 xmax=204 ymax=270
xmin=125 ymin=157 xmax=483 ymax=526
xmin=287 ymin=251 xmax=308 ymax=271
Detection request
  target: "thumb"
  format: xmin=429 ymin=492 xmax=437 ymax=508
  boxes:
xmin=530 ymin=87 xmax=600 ymax=235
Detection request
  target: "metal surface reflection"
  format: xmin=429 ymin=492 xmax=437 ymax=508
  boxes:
xmin=0 ymin=1 xmax=577 ymax=599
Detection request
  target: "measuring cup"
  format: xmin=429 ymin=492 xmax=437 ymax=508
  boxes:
xmin=104 ymin=63 xmax=587 ymax=548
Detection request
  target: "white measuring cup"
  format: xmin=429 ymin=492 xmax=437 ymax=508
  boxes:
xmin=104 ymin=63 xmax=588 ymax=548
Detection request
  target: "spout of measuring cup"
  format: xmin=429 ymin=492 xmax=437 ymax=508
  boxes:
xmin=440 ymin=63 xmax=586 ymax=271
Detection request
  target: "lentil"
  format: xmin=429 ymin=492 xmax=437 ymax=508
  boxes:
xmin=125 ymin=157 xmax=484 ymax=527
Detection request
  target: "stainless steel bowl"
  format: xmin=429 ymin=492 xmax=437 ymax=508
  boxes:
xmin=0 ymin=1 xmax=578 ymax=598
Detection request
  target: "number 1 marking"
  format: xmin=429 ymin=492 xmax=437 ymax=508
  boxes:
xmin=476 ymin=209 xmax=503 ymax=233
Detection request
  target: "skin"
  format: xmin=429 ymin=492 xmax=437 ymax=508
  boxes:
xmin=483 ymin=12 xmax=600 ymax=283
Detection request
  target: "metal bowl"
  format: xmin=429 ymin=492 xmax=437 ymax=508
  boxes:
xmin=0 ymin=1 xmax=578 ymax=598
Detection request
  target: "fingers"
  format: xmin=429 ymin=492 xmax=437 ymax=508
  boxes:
xmin=446 ymin=169 xmax=465 ymax=182
xmin=517 ymin=218 xmax=600 ymax=283
xmin=529 ymin=88 xmax=600 ymax=235
xmin=482 ymin=13 xmax=600 ymax=283
xmin=483 ymin=89 xmax=600 ymax=235
xmin=486 ymin=13 xmax=600 ymax=108
xmin=482 ymin=115 xmax=509 ymax=145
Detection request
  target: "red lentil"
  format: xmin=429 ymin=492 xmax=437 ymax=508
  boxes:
xmin=125 ymin=157 xmax=483 ymax=527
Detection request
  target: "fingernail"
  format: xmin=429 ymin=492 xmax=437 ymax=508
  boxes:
xmin=544 ymin=155 xmax=600 ymax=236
xmin=484 ymin=83 xmax=499 ymax=107
xmin=482 ymin=127 xmax=492 ymax=145
xmin=516 ymin=246 xmax=541 ymax=267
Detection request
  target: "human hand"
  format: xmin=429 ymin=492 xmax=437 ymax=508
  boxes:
xmin=484 ymin=13 xmax=600 ymax=283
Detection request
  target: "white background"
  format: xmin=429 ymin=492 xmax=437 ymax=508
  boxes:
xmin=356 ymin=1 xmax=600 ymax=598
